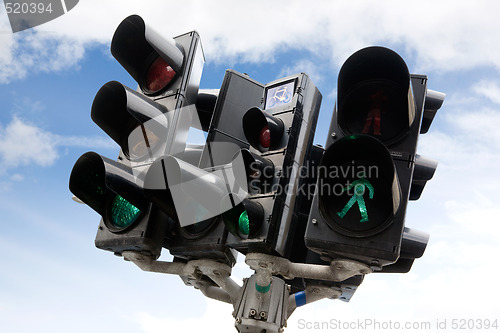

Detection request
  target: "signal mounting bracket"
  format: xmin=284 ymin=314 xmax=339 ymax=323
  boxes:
xmin=121 ymin=251 xmax=372 ymax=333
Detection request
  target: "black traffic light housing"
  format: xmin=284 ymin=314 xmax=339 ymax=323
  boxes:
xmin=305 ymin=46 xmax=443 ymax=269
xmin=111 ymin=15 xmax=203 ymax=103
xmin=143 ymin=153 xmax=237 ymax=266
xmin=199 ymin=70 xmax=322 ymax=256
xmin=69 ymin=152 xmax=168 ymax=258
xmin=70 ymin=15 xmax=219 ymax=262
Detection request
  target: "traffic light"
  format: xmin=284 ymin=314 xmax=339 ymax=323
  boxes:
xmin=69 ymin=151 xmax=168 ymax=258
xmin=69 ymin=14 xmax=219 ymax=261
xmin=110 ymin=14 xmax=209 ymax=149
xmin=110 ymin=15 xmax=203 ymax=104
xmin=142 ymin=152 xmax=237 ymax=265
xmin=138 ymin=69 xmax=267 ymax=264
xmin=305 ymin=46 xmax=444 ymax=270
xmin=199 ymin=70 xmax=322 ymax=256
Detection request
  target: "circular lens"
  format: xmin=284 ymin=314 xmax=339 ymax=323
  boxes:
xmin=109 ymin=195 xmax=141 ymax=231
xmin=180 ymin=200 xmax=215 ymax=237
xmin=183 ymin=219 xmax=213 ymax=235
xmin=259 ymin=125 xmax=271 ymax=149
xmin=238 ymin=210 xmax=250 ymax=236
xmin=317 ymin=135 xmax=400 ymax=237
xmin=128 ymin=124 xmax=161 ymax=161
xmin=339 ymin=81 xmax=410 ymax=145
xmin=145 ymin=57 xmax=176 ymax=94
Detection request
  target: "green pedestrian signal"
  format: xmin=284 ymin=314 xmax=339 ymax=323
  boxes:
xmin=337 ymin=177 xmax=375 ymax=223
xmin=313 ymin=135 xmax=401 ymax=238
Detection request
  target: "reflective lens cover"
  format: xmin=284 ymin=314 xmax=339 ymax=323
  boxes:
xmin=145 ymin=56 xmax=177 ymax=94
xmin=107 ymin=194 xmax=142 ymax=232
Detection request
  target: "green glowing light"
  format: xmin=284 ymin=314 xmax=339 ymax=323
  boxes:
xmin=238 ymin=210 xmax=250 ymax=236
xmin=110 ymin=195 xmax=141 ymax=230
xmin=337 ymin=178 xmax=374 ymax=223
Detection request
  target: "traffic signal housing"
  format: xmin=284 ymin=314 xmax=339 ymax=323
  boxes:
xmin=305 ymin=46 xmax=443 ymax=269
xmin=199 ymin=70 xmax=322 ymax=256
xmin=69 ymin=152 xmax=168 ymax=258
xmin=111 ymin=14 xmax=204 ymax=104
xmin=69 ymin=14 xmax=222 ymax=262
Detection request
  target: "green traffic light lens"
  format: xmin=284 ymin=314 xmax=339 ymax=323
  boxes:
xmin=109 ymin=195 xmax=141 ymax=231
xmin=238 ymin=210 xmax=250 ymax=236
xmin=222 ymin=199 xmax=263 ymax=239
xmin=318 ymin=135 xmax=400 ymax=237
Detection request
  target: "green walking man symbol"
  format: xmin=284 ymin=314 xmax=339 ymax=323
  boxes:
xmin=337 ymin=176 xmax=375 ymax=223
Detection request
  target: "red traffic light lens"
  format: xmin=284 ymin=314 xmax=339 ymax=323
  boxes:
xmin=242 ymin=107 xmax=284 ymax=152
xmin=145 ymin=56 xmax=177 ymax=94
xmin=259 ymin=125 xmax=271 ymax=149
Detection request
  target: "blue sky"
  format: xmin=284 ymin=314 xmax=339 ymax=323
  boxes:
xmin=1 ymin=1 xmax=500 ymax=332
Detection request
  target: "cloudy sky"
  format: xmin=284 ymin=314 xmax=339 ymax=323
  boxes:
xmin=1 ymin=1 xmax=500 ymax=332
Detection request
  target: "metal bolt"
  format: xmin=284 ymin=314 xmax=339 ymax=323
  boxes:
xmin=331 ymin=132 xmax=337 ymax=139
xmin=235 ymin=318 xmax=242 ymax=324
xmin=260 ymin=311 xmax=267 ymax=319
xmin=312 ymin=218 xmax=317 ymax=225
xmin=249 ymin=309 xmax=257 ymax=316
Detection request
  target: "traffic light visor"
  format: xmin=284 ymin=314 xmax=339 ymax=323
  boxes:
xmin=69 ymin=152 xmax=146 ymax=232
xmin=242 ymin=107 xmax=284 ymax=152
xmin=337 ymin=47 xmax=414 ymax=145
xmin=111 ymin=15 xmax=183 ymax=95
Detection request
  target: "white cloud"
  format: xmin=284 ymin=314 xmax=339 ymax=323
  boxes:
xmin=2 ymin=0 xmax=500 ymax=83
xmin=0 ymin=116 xmax=59 ymax=169
xmin=279 ymin=59 xmax=326 ymax=85
xmin=0 ymin=116 xmax=114 ymax=174
xmin=418 ymin=78 xmax=500 ymax=173
xmin=0 ymin=32 xmax=87 ymax=83
xmin=10 ymin=173 xmax=24 ymax=181
xmin=2 ymin=2 xmax=500 ymax=331
xmin=473 ymin=79 xmax=500 ymax=104
xmin=132 ymin=299 xmax=235 ymax=333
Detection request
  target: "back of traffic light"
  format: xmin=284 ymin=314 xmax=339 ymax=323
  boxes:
xmin=305 ymin=46 xmax=444 ymax=270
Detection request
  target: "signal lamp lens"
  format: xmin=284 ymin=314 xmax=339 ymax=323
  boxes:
xmin=259 ymin=125 xmax=271 ymax=149
xmin=145 ymin=56 xmax=176 ymax=94
xmin=129 ymin=125 xmax=161 ymax=160
xmin=109 ymin=195 xmax=141 ymax=230
xmin=182 ymin=219 xmax=214 ymax=236
xmin=238 ymin=210 xmax=250 ymax=236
